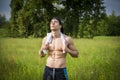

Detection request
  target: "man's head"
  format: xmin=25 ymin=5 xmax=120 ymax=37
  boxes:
xmin=50 ymin=17 xmax=63 ymax=32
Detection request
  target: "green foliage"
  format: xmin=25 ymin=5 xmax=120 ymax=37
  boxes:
xmin=0 ymin=14 xmax=11 ymax=37
xmin=107 ymin=11 xmax=120 ymax=36
xmin=97 ymin=19 xmax=109 ymax=36
xmin=10 ymin=0 xmax=24 ymax=37
xmin=96 ymin=11 xmax=120 ymax=36
xmin=0 ymin=37 xmax=120 ymax=80
xmin=1 ymin=0 xmax=120 ymax=38
xmin=0 ymin=14 xmax=6 ymax=27
xmin=9 ymin=0 xmax=106 ymax=38
xmin=0 ymin=28 xmax=9 ymax=38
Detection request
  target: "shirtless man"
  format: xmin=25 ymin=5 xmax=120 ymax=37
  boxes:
xmin=39 ymin=17 xmax=79 ymax=80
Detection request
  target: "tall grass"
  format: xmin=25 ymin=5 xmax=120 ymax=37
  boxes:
xmin=0 ymin=36 xmax=120 ymax=80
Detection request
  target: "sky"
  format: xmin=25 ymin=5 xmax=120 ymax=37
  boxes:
xmin=104 ymin=0 xmax=120 ymax=15
xmin=0 ymin=0 xmax=120 ymax=20
xmin=0 ymin=0 xmax=11 ymax=20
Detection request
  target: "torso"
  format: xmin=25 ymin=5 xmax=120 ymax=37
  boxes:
xmin=46 ymin=36 xmax=68 ymax=68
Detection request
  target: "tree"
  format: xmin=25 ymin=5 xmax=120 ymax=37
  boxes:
xmin=96 ymin=17 xmax=109 ymax=36
xmin=107 ymin=11 xmax=120 ymax=36
xmin=9 ymin=0 xmax=106 ymax=38
xmin=78 ymin=0 xmax=106 ymax=38
xmin=10 ymin=0 xmax=24 ymax=37
xmin=0 ymin=14 xmax=6 ymax=27
xmin=60 ymin=0 xmax=106 ymax=38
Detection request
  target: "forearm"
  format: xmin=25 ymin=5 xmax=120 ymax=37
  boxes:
xmin=39 ymin=37 xmax=48 ymax=58
xmin=67 ymin=48 xmax=79 ymax=58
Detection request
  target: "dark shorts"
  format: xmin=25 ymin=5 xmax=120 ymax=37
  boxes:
xmin=43 ymin=66 xmax=68 ymax=80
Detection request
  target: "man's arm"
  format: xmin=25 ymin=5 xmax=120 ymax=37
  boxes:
xmin=39 ymin=37 xmax=47 ymax=58
xmin=66 ymin=37 xmax=79 ymax=58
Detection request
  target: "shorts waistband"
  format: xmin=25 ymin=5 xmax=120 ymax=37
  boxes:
xmin=45 ymin=66 xmax=66 ymax=71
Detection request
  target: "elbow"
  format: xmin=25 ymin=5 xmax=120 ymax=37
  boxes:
xmin=75 ymin=51 xmax=79 ymax=58
xmin=72 ymin=55 xmax=78 ymax=58
xmin=75 ymin=54 xmax=79 ymax=58
xmin=72 ymin=52 xmax=79 ymax=58
xmin=74 ymin=53 xmax=79 ymax=58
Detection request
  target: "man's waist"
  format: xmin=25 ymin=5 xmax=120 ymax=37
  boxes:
xmin=45 ymin=66 xmax=66 ymax=71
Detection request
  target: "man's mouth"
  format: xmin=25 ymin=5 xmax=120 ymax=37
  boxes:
xmin=51 ymin=26 xmax=55 ymax=28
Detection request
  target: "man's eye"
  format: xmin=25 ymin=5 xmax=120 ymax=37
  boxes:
xmin=54 ymin=21 xmax=58 ymax=23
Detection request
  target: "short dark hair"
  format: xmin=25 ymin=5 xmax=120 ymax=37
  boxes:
xmin=51 ymin=17 xmax=64 ymax=33
xmin=51 ymin=17 xmax=62 ymax=26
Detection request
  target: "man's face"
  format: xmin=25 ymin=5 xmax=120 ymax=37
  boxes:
xmin=50 ymin=19 xmax=61 ymax=31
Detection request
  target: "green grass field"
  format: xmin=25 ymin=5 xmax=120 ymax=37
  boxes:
xmin=0 ymin=36 xmax=120 ymax=80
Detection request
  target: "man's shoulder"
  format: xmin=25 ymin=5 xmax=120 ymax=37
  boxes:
xmin=42 ymin=36 xmax=47 ymax=41
xmin=64 ymin=34 xmax=73 ymax=41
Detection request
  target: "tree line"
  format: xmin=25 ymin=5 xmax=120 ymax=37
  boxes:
xmin=0 ymin=0 xmax=120 ymax=38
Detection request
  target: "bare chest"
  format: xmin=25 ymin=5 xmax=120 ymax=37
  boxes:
xmin=48 ymin=38 xmax=64 ymax=51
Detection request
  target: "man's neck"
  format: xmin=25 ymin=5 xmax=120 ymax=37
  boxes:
xmin=51 ymin=30 xmax=61 ymax=38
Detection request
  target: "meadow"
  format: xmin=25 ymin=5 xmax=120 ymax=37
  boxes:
xmin=0 ymin=36 xmax=120 ymax=80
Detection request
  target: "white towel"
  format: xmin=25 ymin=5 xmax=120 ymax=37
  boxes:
xmin=44 ymin=32 xmax=66 ymax=54
xmin=45 ymin=33 xmax=52 ymax=45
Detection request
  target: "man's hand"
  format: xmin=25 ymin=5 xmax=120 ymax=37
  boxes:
xmin=39 ymin=44 xmax=49 ymax=57
xmin=64 ymin=46 xmax=71 ymax=53
xmin=39 ymin=49 xmax=46 ymax=57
